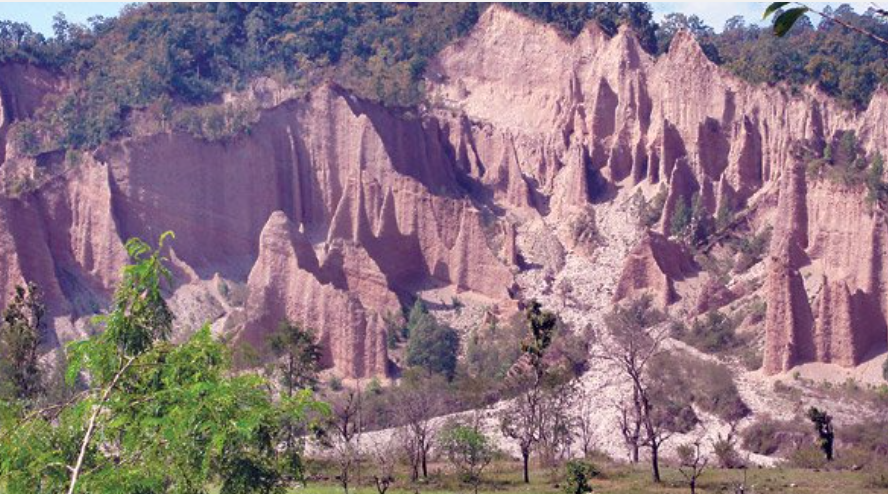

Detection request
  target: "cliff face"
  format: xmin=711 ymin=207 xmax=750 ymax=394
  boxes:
xmin=1 ymin=6 xmax=886 ymax=377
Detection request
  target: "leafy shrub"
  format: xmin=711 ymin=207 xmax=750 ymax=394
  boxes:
xmin=739 ymin=346 xmax=763 ymax=371
xmin=741 ymin=416 xmax=811 ymax=456
xmin=673 ymin=310 xmax=744 ymax=354
xmin=404 ymin=300 xmax=459 ymax=380
xmin=732 ymin=227 xmax=772 ymax=273
xmin=438 ymin=420 xmax=496 ymax=492
xmin=788 ymin=445 xmax=829 ymax=469
xmin=563 ymin=460 xmax=599 ymax=494
xmin=327 ymin=376 xmax=343 ymax=392
xmin=867 ymin=471 xmax=888 ymax=489
xmin=713 ymin=437 xmax=743 ymax=468
xmin=464 ymin=315 xmax=527 ymax=383
xmin=172 ymin=101 xmax=260 ymax=142
xmin=650 ymin=351 xmax=749 ymax=424
xmin=635 ymin=187 xmax=667 ymax=229
xmin=883 ymin=356 xmax=888 ymax=382
xmin=840 ymin=420 xmax=888 ymax=457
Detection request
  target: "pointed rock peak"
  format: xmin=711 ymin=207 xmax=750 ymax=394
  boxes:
xmin=260 ymin=210 xmax=295 ymax=241
xmin=259 ymin=210 xmax=318 ymax=272
xmin=477 ymin=4 xmax=536 ymax=31
xmin=608 ymin=24 xmax=650 ymax=69
xmin=573 ymin=20 xmax=610 ymax=50
xmin=865 ymin=83 xmax=888 ymax=113
xmin=471 ymin=4 xmax=569 ymax=44
xmin=665 ymin=29 xmax=711 ymax=66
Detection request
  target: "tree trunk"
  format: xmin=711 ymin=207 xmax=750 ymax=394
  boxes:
xmin=522 ymin=448 xmax=530 ymax=483
xmin=421 ymin=450 xmax=428 ymax=478
xmin=67 ymin=357 xmax=133 ymax=494
xmin=690 ymin=479 xmax=696 ymax=494
xmin=650 ymin=443 xmax=661 ymax=483
xmin=631 ymin=443 xmax=639 ymax=463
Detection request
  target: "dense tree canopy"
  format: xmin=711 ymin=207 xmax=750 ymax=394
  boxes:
xmin=1 ymin=3 xmax=885 ymax=153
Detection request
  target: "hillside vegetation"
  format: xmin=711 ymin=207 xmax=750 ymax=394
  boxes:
xmin=0 ymin=3 xmax=886 ymax=153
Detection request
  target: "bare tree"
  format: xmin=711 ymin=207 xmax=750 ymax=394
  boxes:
xmin=538 ymin=378 xmax=578 ymax=475
xmin=328 ymin=388 xmax=364 ymax=494
xmin=574 ymin=386 xmax=599 ymax=458
xmin=616 ymin=391 xmax=643 ymax=463
xmin=594 ymin=295 xmax=671 ymax=482
xmin=395 ymin=372 xmax=444 ymax=481
xmin=677 ymin=437 xmax=709 ymax=494
xmin=499 ymin=300 xmax=559 ymax=483
xmin=712 ymin=418 xmax=744 ymax=469
xmin=500 ymin=376 xmax=544 ymax=484
xmin=370 ymin=436 xmax=398 ymax=494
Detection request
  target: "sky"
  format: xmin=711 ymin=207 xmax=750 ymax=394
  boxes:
xmin=650 ymin=2 xmax=874 ymax=31
xmin=0 ymin=2 xmax=878 ymax=37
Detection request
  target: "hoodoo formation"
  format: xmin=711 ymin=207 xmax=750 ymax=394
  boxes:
xmin=1 ymin=5 xmax=886 ymax=377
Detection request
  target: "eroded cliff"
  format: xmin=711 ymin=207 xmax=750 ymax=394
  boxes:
xmin=1 ymin=5 xmax=886 ymax=378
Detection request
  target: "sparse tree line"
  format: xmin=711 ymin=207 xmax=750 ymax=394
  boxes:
xmin=1 ymin=232 xmax=886 ymax=494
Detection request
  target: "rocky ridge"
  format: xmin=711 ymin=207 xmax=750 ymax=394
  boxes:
xmin=0 ymin=5 xmax=886 ymax=379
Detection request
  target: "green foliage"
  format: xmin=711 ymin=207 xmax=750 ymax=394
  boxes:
xmin=807 ymin=406 xmax=835 ymax=461
xmin=741 ymin=416 xmax=811 ymax=456
xmin=5 ymin=1 xmax=887 ymax=155
xmin=172 ymin=101 xmax=260 ymax=142
xmin=0 ymin=282 xmax=45 ymax=402
xmin=866 ymin=152 xmax=887 ymax=206
xmin=652 ymin=352 xmax=750 ymax=423
xmin=840 ymin=420 xmax=888 ymax=458
xmin=715 ymin=204 xmax=733 ymax=232
xmin=635 ymin=187 xmax=667 ymax=229
xmin=712 ymin=436 xmax=743 ymax=468
xmin=563 ymin=460 xmax=599 ymax=494
xmin=670 ymin=196 xmax=693 ymax=240
xmin=270 ymin=320 xmax=323 ymax=394
xmin=464 ymin=318 xmax=527 ymax=383
xmin=772 ymin=7 xmax=812 ymax=37
xmin=788 ymin=444 xmax=830 ymax=469
xmin=404 ymin=300 xmax=459 ymax=380
xmin=657 ymin=12 xmax=720 ymax=61
xmin=507 ymin=3 xmax=658 ymax=52
xmin=731 ymin=226 xmax=772 ymax=273
xmin=327 ymin=376 xmax=343 ymax=392
xmin=731 ymin=5 xmax=888 ymax=109
xmin=16 ymin=3 xmax=484 ymax=150
xmin=669 ymin=191 xmax=713 ymax=246
xmin=672 ymin=310 xmax=746 ymax=354
xmin=604 ymin=294 xmax=665 ymax=343
xmin=0 ymin=233 xmax=328 ymax=493
xmin=521 ymin=300 xmax=559 ymax=379
xmin=438 ymin=420 xmax=496 ymax=493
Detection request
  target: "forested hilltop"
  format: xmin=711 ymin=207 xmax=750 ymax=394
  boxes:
xmin=0 ymin=3 xmax=885 ymax=153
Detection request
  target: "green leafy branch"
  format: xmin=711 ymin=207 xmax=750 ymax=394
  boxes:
xmin=764 ymin=2 xmax=888 ymax=46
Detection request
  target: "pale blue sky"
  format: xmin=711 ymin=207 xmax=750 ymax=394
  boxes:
xmin=650 ymin=2 xmax=875 ymax=31
xmin=0 ymin=2 xmax=130 ymax=35
xmin=0 ymin=2 xmax=878 ymax=37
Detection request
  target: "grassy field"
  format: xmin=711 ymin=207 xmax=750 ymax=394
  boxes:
xmin=288 ymin=460 xmax=888 ymax=494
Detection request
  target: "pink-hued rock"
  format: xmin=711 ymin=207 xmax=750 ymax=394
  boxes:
xmin=613 ymin=231 xmax=695 ymax=307
xmin=3 ymin=8 xmax=888 ymax=377
xmin=813 ymin=277 xmax=885 ymax=367
xmin=694 ymin=276 xmax=738 ymax=315
xmin=0 ymin=63 xmax=62 ymax=161
xmin=241 ymin=211 xmax=391 ymax=378
xmin=762 ymin=248 xmax=816 ymax=374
